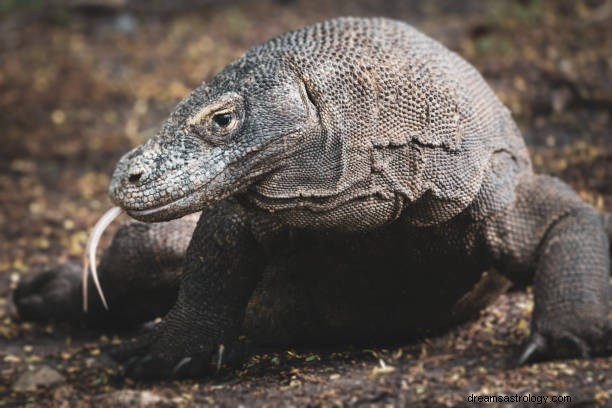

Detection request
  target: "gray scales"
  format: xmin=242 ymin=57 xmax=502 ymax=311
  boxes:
xmin=14 ymin=17 xmax=612 ymax=379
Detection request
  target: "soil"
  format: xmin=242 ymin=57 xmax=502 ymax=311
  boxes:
xmin=0 ymin=1 xmax=610 ymax=406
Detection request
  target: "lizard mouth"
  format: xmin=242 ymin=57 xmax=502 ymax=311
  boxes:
xmin=127 ymin=199 xmax=180 ymax=216
xmin=127 ymin=202 xmax=175 ymax=217
xmin=124 ymin=192 xmax=200 ymax=222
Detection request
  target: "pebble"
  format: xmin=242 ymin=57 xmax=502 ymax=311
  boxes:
xmin=92 ymin=390 xmax=185 ymax=407
xmin=13 ymin=365 xmax=65 ymax=392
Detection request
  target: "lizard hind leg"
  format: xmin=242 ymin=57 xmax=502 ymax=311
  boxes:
xmin=486 ymin=174 xmax=611 ymax=364
xmin=602 ymin=212 xmax=612 ymax=259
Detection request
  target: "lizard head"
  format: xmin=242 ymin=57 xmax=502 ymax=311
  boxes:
xmin=108 ymin=58 xmax=318 ymax=222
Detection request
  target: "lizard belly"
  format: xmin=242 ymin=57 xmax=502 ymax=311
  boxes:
xmin=243 ymin=226 xmax=508 ymax=345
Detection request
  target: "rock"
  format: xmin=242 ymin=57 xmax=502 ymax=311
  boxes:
xmin=53 ymin=385 xmax=77 ymax=408
xmin=114 ymin=13 xmax=138 ymax=34
xmin=13 ymin=365 xmax=66 ymax=392
xmin=91 ymin=390 xmax=185 ymax=407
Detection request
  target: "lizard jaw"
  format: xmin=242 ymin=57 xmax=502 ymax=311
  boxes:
xmin=125 ymin=192 xmax=203 ymax=222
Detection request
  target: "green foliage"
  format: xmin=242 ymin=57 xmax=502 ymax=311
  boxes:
xmin=487 ymin=0 xmax=546 ymax=26
xmin=474 ymin=36 xmax=513 ymax=55
xmin=0 ymin=0 xmax=43 ymax=17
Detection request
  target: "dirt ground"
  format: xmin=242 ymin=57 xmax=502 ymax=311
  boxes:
xmin=0 ymin=0 xmax=610 ymax=406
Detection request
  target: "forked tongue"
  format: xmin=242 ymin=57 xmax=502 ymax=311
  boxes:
xmin=82 ymin=206 xmax=123 ymax=312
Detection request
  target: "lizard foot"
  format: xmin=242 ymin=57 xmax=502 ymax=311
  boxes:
xmin=116 ymin=341 xmax=243 ymax=380
xmin=122 ymin=351 xmax=213 ymax=380
xmin=110 ymin=325 xmax=245 ymax=380
xmin=516 ymin=318 xmax=612 ymax=366
xmin=13 ymin=262 xmax=82 ymax=323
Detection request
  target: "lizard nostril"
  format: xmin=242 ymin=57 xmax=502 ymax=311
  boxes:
xmin=128 ymin=171 xmax=143 ymax=184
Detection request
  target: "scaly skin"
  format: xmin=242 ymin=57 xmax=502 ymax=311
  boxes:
xmin=14 ymin=17 xmax=611 ymax=379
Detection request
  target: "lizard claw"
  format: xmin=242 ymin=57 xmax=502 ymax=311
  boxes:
xmin=516 ymin=330 xmax=593 ymax=367
xmin=123 ymin=354 xmax=158 ymax=380
xmin=516 ymin=333 xmax=547 ymax=366
xmin=170 ymin=357 xmax=193 ymax=377
xmin=170 ymin=354 xmax=212 ymax=379
xmin=123 ymin=352 xmax=215 ymax=380
xmin=119 ymin=340 xmax=246 ymax=380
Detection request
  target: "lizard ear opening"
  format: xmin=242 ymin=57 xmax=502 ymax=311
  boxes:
xmin=299 ymin=79 xmax=320 ymax=119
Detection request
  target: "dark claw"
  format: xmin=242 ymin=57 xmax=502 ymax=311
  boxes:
xmin=212 ymin=341 xmax=247 ymax=369
xmin=517 ymin=330 xmax=597 ymax=367
xmin=171 ymin=354 xmax=211 ymax=379
xmin=122 ymin=352 xmax=215 ymax=380
xmin=170 ymin=357 xmax=193 ymax=378
xmin=139 ymin=354 xmax=154 ymax=366
xmin=120 ymin=356 xmax=140 ymax=377
xmin=108 ymin=331 xmax=157 ymax=363
xmin=605 ymin=320 xmax=612 ymax=353
xmin=516 ymin=333 xmax=546 ymax=366
xmin=111 ymin=329 xmax=243 ymax=379
xmin=212 ymin=344 xmax=225 ymax=372
xmin=123 ymin=354 xmax=160 ymax=380
xmin=555 ymin=333 xmax=590 ymax=359
xmin=120 ymin=350 xmax=209 ymax=380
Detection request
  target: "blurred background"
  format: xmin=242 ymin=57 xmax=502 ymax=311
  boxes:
xmin=0 ymin=0 xmax=610 ymax=404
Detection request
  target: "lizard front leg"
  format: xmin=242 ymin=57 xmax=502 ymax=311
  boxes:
xmin=120 ymin=199 xmax=272 ymax=379
xmin=485 ymin=174 xmax=610 ymax=364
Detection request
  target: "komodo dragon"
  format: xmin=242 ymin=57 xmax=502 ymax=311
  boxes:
xmin=14 ymin=17 xmax=612 ymax=379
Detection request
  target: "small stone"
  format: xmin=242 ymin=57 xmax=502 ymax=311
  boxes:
xmin=50 ymin=110 xmax=66 ymax=125
xmin=92 ymin=390 xmax=185 ymax=407
xmin=13 ymin=365 xmax=65 ymax=392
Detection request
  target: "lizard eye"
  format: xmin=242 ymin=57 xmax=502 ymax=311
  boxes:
xmin=212 ymin=112 xmax=234 ymax=129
